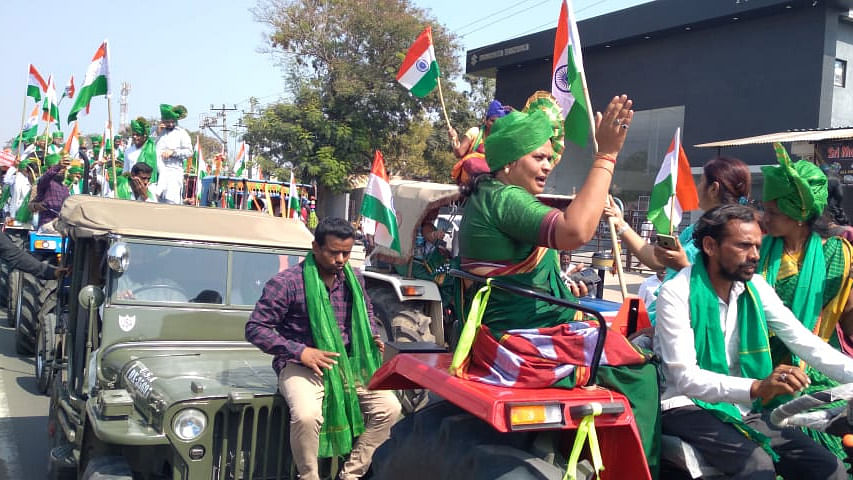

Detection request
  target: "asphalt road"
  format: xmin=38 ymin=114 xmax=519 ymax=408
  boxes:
xmin=0 ymin=315 xmax=49 ymax=480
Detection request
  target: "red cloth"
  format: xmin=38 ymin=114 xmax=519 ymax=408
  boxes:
xmin=460 ymin=323 xmax=647 ymax=388
xmin=451 ymin=152 xmax=490 ymax=185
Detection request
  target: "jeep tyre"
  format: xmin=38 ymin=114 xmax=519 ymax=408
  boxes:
xmin=373 ymin=401 xmax=564 ymax=480
xmin=80 ymin=456 xmax=133 ymax=480
xmin=35 ymin=283 xmax=57 ymax=394
xmin=367 ymin=286 xmax=435 ymax=412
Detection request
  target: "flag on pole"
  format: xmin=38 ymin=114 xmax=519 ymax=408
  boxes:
xmin=63 ymin=122 xmax=80 ymax=157
xmin=68 ymin=41 xmax=110 ymax=123
xmin=13 ymin=105 xmax=40 ymax=148
xmin=360 ymin=150 xmax=400 ymax=252
xmin=42 ymin=75 xmax=60 ymax=128
xmin=234 ymin=142 xmax=247 ymax=177
xmin=396 ymin=26 xmax=440 ymax=98
xmin=552 ymin=0 xmax=591 ymax=148
xmin=64 ymin=75 xmax=75 ymax=99
xmin=647 ymin=128 xmax=699 ymax=235
xmin=27 ymin=64 xmax=47 ymax=102
xmin=286 ymin=171 xmax=300 ymax=219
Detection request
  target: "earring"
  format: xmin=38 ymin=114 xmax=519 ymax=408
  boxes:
xmin=504 ymin=166 xmax=510 ymax=174
xmin=797 ymin=221 xmax=803 ymax=227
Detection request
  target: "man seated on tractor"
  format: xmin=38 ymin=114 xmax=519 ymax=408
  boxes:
xmin=655 ymin=204 xmax=853 ymax=479
xmin=246 ymin=218 xmax=400 ymax=480
xmin=455 ymin=92 xmax=662 ymax=474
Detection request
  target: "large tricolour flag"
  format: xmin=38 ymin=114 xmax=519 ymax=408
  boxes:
xmin=12 ymin=105 xmax=40 ymax=150
xmin=27 ymin=64 xmax=47 ymax=102
xmin=396 ymin=26 xmax=440 ymax=98
xmin=68 ymin=41 xmax=110 ymax=123
xmin=552 ymin=0 xmax=591 ymax=148
xmin=234 ymin=142 xmax=247 ymax=177
xmin=360 ymin=150 xmax=400 ymax=252
xmin=647 ymin=128 xmax=699 ymax=235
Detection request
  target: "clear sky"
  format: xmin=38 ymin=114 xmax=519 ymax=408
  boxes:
xmin=0 ymin=0 xmax=651 ymax=155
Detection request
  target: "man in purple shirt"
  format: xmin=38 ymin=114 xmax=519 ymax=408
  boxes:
xmin=30 ymin=155 xmax=70 ymax=229
xmin=246 ymin=217 xmax=400 ymax=480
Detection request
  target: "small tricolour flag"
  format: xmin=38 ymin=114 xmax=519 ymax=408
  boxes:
xmin=234 ymin=142 xmax=247 ymax=177
xmin=396 ymin=26 xmax=440 ymax=98
xmin=647 ymin=128 xmax=699 ymax=235
xmin=64 ymin=75 xmax=75 ymax=99
xmin=288 ymin=171 xmax=300 ymax=219
xmin=42 ymin=75 xmax=60 ymax=128
xmin=360 ymin=150 xmax=400 ymax=252
xmin=552 ymin=0 xmax=591 ymax=148
xmin=68 ymin=40 xmax=110 ymax=123
xmin=64 ymin=122 xmax=80 ymax=157
xmin=27 ymin=64 xmax=47 ymax=102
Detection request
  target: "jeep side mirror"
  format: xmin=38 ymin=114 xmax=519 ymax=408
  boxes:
xmin=107 ymin=242 xmax=129 ymax=273
xmin=78 ymin=285 xmax=105 ymax=309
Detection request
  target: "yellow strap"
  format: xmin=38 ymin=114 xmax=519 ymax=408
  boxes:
xmin=564 ymin=403 xmax=604 ymax=480
xmin=449 ymin=278 xmax=492 ymax=375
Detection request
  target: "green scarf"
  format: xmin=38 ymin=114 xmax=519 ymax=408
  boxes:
xmin=758 ymin=233 xmax=825 ymax=340
xmin=0 ymin=185 xmax=11 ymax=211
xmin=15 ymin=191 xmax=32 ymax=223
xmin=689 ymin=256 xmax=779 ymax=460
xmin=302 ymin=253 xmax=381 ymax=457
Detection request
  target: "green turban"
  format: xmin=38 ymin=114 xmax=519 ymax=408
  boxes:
xmin=90 ymin=135 xmax=103 ymax=147
xmin=130 ymin=117 xmax=149 ymax=136
xmin=37 ymin=134 xmax=48 ymax=143
xmin=44 ymin=152 xmax=61 ymax=168
xmin=762 ymin=142 xmax=827 ymax=222
xmin=484 ymin=109 xmax=553 ymax=172
xmin=160 ymin=104 xmax=187 ymax=121
xmin=69 ymin=165 xmax=83 ymax=176
xmin=18 ymin=156 xmax=38 ymax=172
xmin=52 ymin=131 xmax=64 ymax=139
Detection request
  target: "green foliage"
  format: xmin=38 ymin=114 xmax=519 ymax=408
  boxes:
xmin=248 ymin=0 xmax=494 ymax=190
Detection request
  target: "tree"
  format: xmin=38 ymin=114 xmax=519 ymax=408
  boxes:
xmin=248 ymin=0 xmax=491 ymax=191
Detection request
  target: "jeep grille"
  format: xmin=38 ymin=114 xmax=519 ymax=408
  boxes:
xmin=211 ymin=402 xmax=292 ymax=479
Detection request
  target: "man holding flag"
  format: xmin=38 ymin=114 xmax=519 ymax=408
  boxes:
xmin=154 ymin=104 xmax=193 ymax=204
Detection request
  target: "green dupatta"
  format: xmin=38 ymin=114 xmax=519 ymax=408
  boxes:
xmin=689 ymin=256 xmax=779 ymax=460
xmin=302 ymin=253 xmax=381 ymax=458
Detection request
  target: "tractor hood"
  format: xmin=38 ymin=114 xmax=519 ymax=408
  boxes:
xmin=101 ymin=343 xmax=279 ymax=413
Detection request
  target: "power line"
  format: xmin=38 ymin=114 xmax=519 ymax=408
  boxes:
xmin=453 ymin=0 xmax=540 ymax=33
xmin=460 ymin=0 xmax=553 ymax=38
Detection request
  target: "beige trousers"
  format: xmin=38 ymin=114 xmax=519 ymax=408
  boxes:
xmin=279 ymin=362 xmax=401 ymax=480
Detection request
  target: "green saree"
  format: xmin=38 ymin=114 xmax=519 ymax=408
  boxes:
xmin=459 ymin=177 xmax=661 ymax=477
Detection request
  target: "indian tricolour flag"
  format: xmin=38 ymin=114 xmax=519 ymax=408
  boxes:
xmin=64 ymin=122 xmax=80 ymax=157
xmin=12 ymin=106 xmax=39 ymax=149
xmin=552 ymin=0 xmax=591 ymax=148
xmin=396 ymin=26 xmax=440 ymax=98
xmin=68 ymin=41 xmax=110 ymax=123
xmin=360 ymin=150 xmax=400 ymax=252
xmin=647 ymin=128 xmax=699 ymax=235
xmin=194 ymin=136 xmax=207 ymax=201
xmin=42 ymin=75 xmax=60 ymax=128
xmin=27 ymin=64 xmax=47 ymax=102
xmin=234 ymin=142 xmax=247 ymax=177
xmin=287 ymin=171 xmax=300 ymax=219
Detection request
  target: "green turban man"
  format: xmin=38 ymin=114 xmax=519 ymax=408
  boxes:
xmin=130 ymin=117 xmax=150 ymax=136
xmin=160 ymin=104 xmax=188 ymax=121
xmin=484 ymin=109 xmax=553 ymax=172
xmin=762 ymin=142 xmax=828 ymax=222
xmin=52 ymin=131 xmax=64 ymax=140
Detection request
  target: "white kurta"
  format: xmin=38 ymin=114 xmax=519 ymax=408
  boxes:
xmin=154 ymin=126 xmax=192 ymax=204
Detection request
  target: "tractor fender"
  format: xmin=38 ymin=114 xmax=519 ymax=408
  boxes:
xmin=361 ymin=270 xmax=442 ymax=303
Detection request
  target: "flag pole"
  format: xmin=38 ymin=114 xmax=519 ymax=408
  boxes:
xmin=668 ymin=129 xmax=682 ymax=236
xmin=17 ymin=67 xmax=29 ymax=163
xmin=106 ymin=95 xmax=117 ymax=194
xmin=427 ymin=28 xmax=453 ymax=135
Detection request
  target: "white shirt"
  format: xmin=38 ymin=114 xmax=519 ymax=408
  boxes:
xmin=655 ymin=265 xmax=853 ymax=413
xmin=637 ymin=274 xmax=662 ymax=308
xmin=155 ymin=126 xmax=192 ymax=175
xmin=124 ymin=143 xmax=142 ymax=166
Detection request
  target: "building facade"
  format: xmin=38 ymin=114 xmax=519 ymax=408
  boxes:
xmin=466 ymin=0 xmax=853 ymax=203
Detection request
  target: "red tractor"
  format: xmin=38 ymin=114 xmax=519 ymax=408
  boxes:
xmin=368 ymin=269 xmax=653 ymax=480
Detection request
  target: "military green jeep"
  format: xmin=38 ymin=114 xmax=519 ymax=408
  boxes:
xmin=47 ymin=196 xmax=315 ymax=479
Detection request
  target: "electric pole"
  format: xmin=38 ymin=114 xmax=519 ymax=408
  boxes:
xmin=119 ymin=82 xmax=131 ymax=131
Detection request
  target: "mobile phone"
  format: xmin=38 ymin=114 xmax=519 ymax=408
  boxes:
xmin=656 ymin=234 xmax=678 ymax=250
xmin=568 ymin=268 xmax=602 ymax=287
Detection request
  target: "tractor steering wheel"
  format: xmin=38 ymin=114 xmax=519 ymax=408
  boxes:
xmin=770 ymin=383 xmax=853 ymax=431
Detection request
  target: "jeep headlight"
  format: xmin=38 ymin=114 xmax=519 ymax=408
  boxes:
xmin=172 ymin=408 xmax=207 ymax=441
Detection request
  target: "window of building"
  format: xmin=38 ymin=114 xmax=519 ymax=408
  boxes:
xmin=835 ymin=59 xmax=847 ymax=87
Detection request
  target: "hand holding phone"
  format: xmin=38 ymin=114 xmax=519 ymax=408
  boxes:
xmin=656 ymin=234 xmax=678 ymax=250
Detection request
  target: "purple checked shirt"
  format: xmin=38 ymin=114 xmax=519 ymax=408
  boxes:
xmin=35 ymin=164 xmax=70 ymax=227
xmin=245 ymin=261 xmax=379 ymax=374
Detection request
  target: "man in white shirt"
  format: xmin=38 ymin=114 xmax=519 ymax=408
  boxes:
xmin=637 ymin=269 xmax=664 ymax=308
xmin=655 ymin=204 xmax=850 ymax=479
xmin=154 ymin=104 xmax=192 ymax=204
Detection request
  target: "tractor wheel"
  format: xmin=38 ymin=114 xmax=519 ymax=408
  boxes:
xmin=368 ymin=285 xmax=435 ymax=412
xmin=35 ymin=284 xmax=58 ymax=394
xmin=373 ymin=401 xmax=564 ymax=480
xmin=80 ymin=456 xmax=133 ymax=480
xmin=14 ymin=272 xmax=43 ymax=356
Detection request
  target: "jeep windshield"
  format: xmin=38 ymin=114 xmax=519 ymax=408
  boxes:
xmin=108 ymin=241 xmax=304 ymax=306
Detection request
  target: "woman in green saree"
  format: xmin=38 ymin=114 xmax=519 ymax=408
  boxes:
xmin=457 ymin=93 xmax=662 ymax=476
xmin=759 ymin=142 xmax=853 ymax=465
